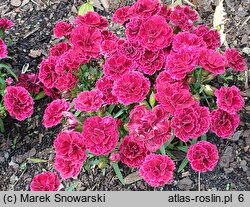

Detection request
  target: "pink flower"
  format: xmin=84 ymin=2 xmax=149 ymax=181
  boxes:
xmin=125 ymin=17 xmax=142 ymax=41
xmin=53 ymin=21 xmax=73 ymax=38
xmin=155 ymin=86 xmax=195 ymax=115
xmin=187 ymin=141 xmax=219 ymax=172
xmin=112 ymin=6 xmax=131 ymax=24
xmin=172 ymin=32 xmax=205 ymax=52
xmin=157 ymin=4 xmax=172 ymax=20
xmin=70 ymin=24 xmax=102 ymax=58
xmin=138 ymin=49 xmax=165 ymax=75
xmin=43 ymin=87 xmax=60 ymax=100
xmin=225 ymin=48 xmax=247 ymax=72
xmin=139 ymin=154 xmax=176 ymax=187
xmin=0 ymin=38 xmax=7 ymax=59
xmin=103 ymin=54 xmax=133 ymax=80
xmin=55 ymin=50 xmax=81 ymax=73
xmin=73 ymin=90 xmax=103 ymax=112
xmin=215 ymin=86 xmax=244 ymax=114
xmin=30 ymin=172 xmax=60 ymax=191
xmin=118 ymin=40 xmax=143 ymax=61
xmin=193 ymin=25 xmax=220 ymax=49
xmin=130 ymin=0 xmax=160 ymax=18
xmin=75 ymin=11 xmax=108 ymax=30
xmin=5 ymin=77 xmax=13 ymax=85
xmin=170 ymin=5 xmax=198 ymax=31
xmin=4 ymin=86 xmax=34 ymax=121
xmin=112 ymin=72 xmax=150 ymax=105
xmin=211 ymin=109 xmax=240 ymax=138
xmin=171 ymin=103 xmax=210 ymax=142
xmin=199 ymin=49 xmax=226 ymax=74
xmin=155 ymin=71 xmax=188 ymax=92
xmin=62 ymin=112 xmax=78 ymax=131
xmin=54 ymin=156 xmax=83 ymax=179
xmin=128 ymin=105 xmax=171 ymax=152
xmin=43 ymin=99 xmax=70 ymax=128
xmin=39 ymin=56 xmax=59 ymax=89
xmin=56 ymin=73 xmax=78 ymax=91
xmin=82 ymin=116 xmax=119 ymax=155
xmin=0 ymin=18 xmax=14 ymax=30
xmin=110 ymin=152 xmax=121 ymax=162
xmin=165 ymin=48 xmax=198 ymax=80
xmin=96 ymin=76 xmax=118 ymax=105
xmin=119 ymin=135 xmax=150 ymax=168
xmin=54 ymin=131 xmax=86 ymax=162
xmin=49 ymin=42 xmax=71 ymax=57
xmin=138 ymin=15 xmax=173 ymax=51
xmin=16 ymin=72 xmax=41 ymax=94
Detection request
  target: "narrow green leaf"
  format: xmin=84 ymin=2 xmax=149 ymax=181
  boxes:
xmin=78 ymin=2 xmax=94 ymax=16
xmin=0 ymin=64 xmax=17 ymax=80
xmin=159 ymin=144 xmax=166 ymax=155
xmin=190 ymin=138 xmax=198 ymax=145
xmin=0 ymin=118 xmax=4 ymax=133
xmin=27 ymin=157 xmax=48 ymax=163
xmin=178 ymin=157 xmax=189 ymax=173
xmin=114 ymin=109 xmax=124 ymax=118
xmin=107 ymin=104 xmax=115 ymax=113
xmin=34 ymin=90 xmax=46 ymax=100
xmin=165 ymin=135 xmax=175 ymax=148
xmin=65 ymin=181 xmax=80 ymax=191
xmin=177 ymin=146 xmax=188 ymax=153
xmin=166 ymin=151 xmax=178 ymax=161
xmin=201 ymin=134 xmax=207 ymax=141
xmin=112 ymin=162 xmax=125 ymax=185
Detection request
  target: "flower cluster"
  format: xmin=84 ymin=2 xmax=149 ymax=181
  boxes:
xmin=31 ymin=0 xmax=247 ymax=190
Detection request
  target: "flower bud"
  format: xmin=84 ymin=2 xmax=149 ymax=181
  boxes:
xmin=187 ymin=76 xmax=195 ymax=84
xmin=193 ymin=94 xmax=200 ymax=101
xmin=203 ymin=85 xmax=216 ymax=96
xmin=201 ymin=69 xmax=210 ymax=77
xmin=110 ymin=152 xmax=121 ymax=162
xmin=149 ymin=92 xmax=156 ymax=107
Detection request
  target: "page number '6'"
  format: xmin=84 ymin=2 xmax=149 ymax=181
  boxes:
xmin=238 ymin=194 xmax=244 ymax=202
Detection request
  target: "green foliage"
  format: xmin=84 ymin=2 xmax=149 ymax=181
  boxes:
xmin=78 ymin=1 xmax=94 ymax=15
xmin=112 ymin=162 xmax=125 ymax=185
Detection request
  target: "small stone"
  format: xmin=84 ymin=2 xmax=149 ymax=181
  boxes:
xmin=245 ymin=137 xmax=250 ymax=146
xmin=240 ymin=160 xmax=247 ymax=166
xmin=29 ymin=49 xmax=41 ymax=58
xmin=11 ymin=0 xmax=22 ymax=7
xmin=242 ymin=47 xmax=250 ymax=55
xmin=224 ymin=168 xmax=234 ymax=174
xmin=242 ymin=166 xmax=249 ymax=172
xmin=230 ymin=130 xmax=243 ymax=141
xmin=4 ymin=152 xmax=9 ymax=159
xmin=21 ymin=0 xmax=29 ymax=6
xmin=0 ymin=157 xmax=4 ymax=163
xmin=219 ymin=146 xmax=235 ymax=168
xmin=177 ymin=178 xmax=193 ymax=190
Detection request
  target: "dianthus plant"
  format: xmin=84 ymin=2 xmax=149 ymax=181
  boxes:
xmin=30 ymin=0 xmax=247 ymax=190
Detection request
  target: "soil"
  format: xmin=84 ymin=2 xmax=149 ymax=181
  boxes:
xmin=0 ymin=0 xmax=249 ymax=191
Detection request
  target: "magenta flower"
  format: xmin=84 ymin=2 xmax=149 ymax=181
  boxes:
xmin=30 ymin=172 xmax=60 ymax=191
xmin=43 ymin=99 xmax=70 ymax=128
xmin=215 ymin=86 xmax=244 ymax=114
xmin=119 ymin=135 xmax=150 ymax=168
xmin=0 ymin=18 xmax=14 ymax=30
xmin=139 ymin=154 xmax=176 ymax=187
xmin=225 ymin=48 xmax=247 ymax=72
xmin=73 ymin=89 xmax=103 ymax=112
xmin=138 ymin=15 xmax=173 ymax=51
xmin=211 ymin=109 xmax=240 ymax=139
xmin=0 ymin=38 xmax=7 ymax=59
xmin=53 ymin=21 xmax=73 ymax=38
xmin=53 ymin=131 xmax=86 ymax=162
xmin=128 ymin=105 xmax=171 ymax=152
xmin=75 ymin=11 xmax=108 ymax=30
xmin=112 ymin=72 xmax=150 ymax=105
xmin=54 ymin=156 xmax=83 ymax=179
xmin=4 ymin=86 xmax=34 ymax=121
xmin=171 ymin=103 xmax=210 ymax=142
xmin=187 ymin=141 xmax=219 ymax=172
xmin=82 ymin=116 xmax=119 ymax=155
